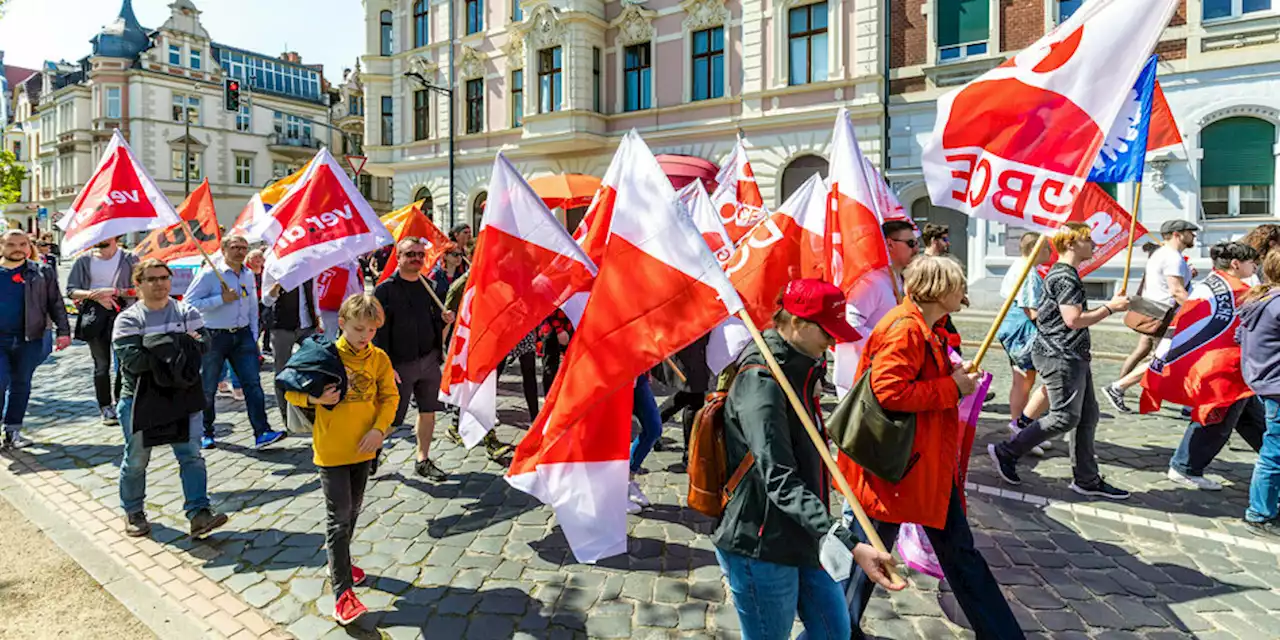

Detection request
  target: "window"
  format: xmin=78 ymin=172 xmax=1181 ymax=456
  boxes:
xmin=171 ymin=150 xmax=203 ymax=181
xmin=414 ymin=1 xmax=430 ymax=48
xmin=381 ymin=96 xmax=394 ymax=145
xmin=235 ymin=156 xmax=253 ymax=185
xmin=273 ymin=161 xmax=290 ymax=178
xmin=511 ymin=69 xmax=524 ymax=127
xmin=780 ymin=155 xmax=829 ymax=203
xmin=692 ymin=27 xmax=725 ymax=101
xmin=1201 ymin=117 xmax=1276 ymax=217
xmin=105 ymin=87 xmax=121 ymax=119
xmin=1056 ymin=0 xmax=1084 ymax=23
xmin=169 ymin=44 xmax=181 ymax=66
xmin=380 ymin=10 xmax=394 ymax=56
xmin=473 ymin=191 xmax=488 ymax=230
xmin=351 ymin=133 xmax=364 ymax=155
xmin=513 ymin=0 xmax=523 ymax=21
xmin=1204 ymin=0 xmax=1272 ymax=20
xmin=466 ymin=0 xmax=484 ymax=34
xmin=538 ymin=47 xmax=562 ymax=113
xmin=788 ymin=2 xmax=829 ymax=85
xmin=236 ymin=104 xmax=251 ymax=132
xmin=466 ymin=79 xmax=484 ymax=133
xmin=592 ymin=47 xmax=602 ymax=113
xmin=217 ymin=50 xmax=322 ymax=101
xmin=414 ymin=90 xmax=430 ymax=140
xmin=190 ymin=48 xmax=202 ymax=71
xmin=937 ymin=0 xmax=989 ymax=61
xmin=172 ymin=94 xmax=200 ymax=124
xmin=624 ymin=43 xmax=652 ymax=112
xmin=348 ymin=95 xmax=363 ymax=116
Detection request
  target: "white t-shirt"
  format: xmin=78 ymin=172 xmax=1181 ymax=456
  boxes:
xmin=1000 ymin=258 xmax=1045 ymax=310
xmin=89 ymin=251 xmax=123 ymax=289
xmin=1143 ymin=245 xmax=1191 ymax=305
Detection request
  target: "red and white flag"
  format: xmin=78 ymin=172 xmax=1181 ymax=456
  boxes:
xmin=922 ymin=0 xmax=1180 ymax=228
xmin=706 ymin=173 xmax=828 ymax=373
xmin=229 ymin=193 xmax=267 ymax=241
xmin=508 ymin=131 xmax=745 ymax=562
xmin=678 ymin=181 xmax=735 ymax=266
xmin=826 ymin=108 xmax=890 ymax=295
xmin=57 ymin=130 xmax=181 ymax=256
xmin=256 ymin=148 xmax=394 ymax=291
xmin=864 ymin=157 xmax=911 ymax=227
xmin=440 ymin=154 xmax=597 ymax=447
xmin=1038 ymin=182 xmax=1149 ymax=279
xmin=711 ymin=139 xmax=769 ymax=245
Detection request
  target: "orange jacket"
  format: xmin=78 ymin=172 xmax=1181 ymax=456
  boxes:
xmin=836 ymin=301 xmax=962 ymax=530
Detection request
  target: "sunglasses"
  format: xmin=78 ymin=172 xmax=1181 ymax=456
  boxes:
xmin=141 ymin=275 xmax=171 ymax=283
xmin=890 ymin=237 xmax=919 ymax=249
xmin=402 ymin=251 xmax=426 ymax=258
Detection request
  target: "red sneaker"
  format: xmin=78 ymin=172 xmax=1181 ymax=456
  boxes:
xmin=351 ymin=565 xmax=366 ymax=586
xmin=334 ymin=590 xmax=367 ymax=626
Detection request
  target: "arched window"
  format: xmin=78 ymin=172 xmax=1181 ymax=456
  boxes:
xmin=910 ymin=198 xmax=969 ymax=265
xmin=472 ymin=191 xmax=488 ymax=230
xmin=779 ymin=154 xmax=828 ymax=205
xmin=1202 ymin=116 xmax=1276 ymax=218
xmin=380 ymin=11 xmax=394 ymax=56
xmin=413 ymin=1 xmax=429 ymax=48
xmin=414 ymin=187 xmax=434 ymax=220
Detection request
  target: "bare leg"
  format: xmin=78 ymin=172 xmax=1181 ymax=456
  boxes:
xmin=416 ymin=412 xmax=436 ymax=461
xmin=1117 ymin=335 xmax=1155 ymax=379
xmin=1114 ymin=364 xmax=1148 ymax=392
xmin=1025 ymin=383 xmax=1049 ymax=420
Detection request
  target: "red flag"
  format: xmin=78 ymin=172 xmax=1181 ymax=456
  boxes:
xmin=1146 ymin=81 xmax=1183 ymax=152
xmin=710 ymin=139 xmax=769 ymax=244
xmin=57 ymin=130 xmax=181 ymax=256
xmin=259 ymin=148 xmax=394 ymax=292
xmin=133 ymin=179 xmax=222 ymax=263
xmin=1140 ymin=271 xmax=1253 ymax=425
xmin=316 ymin=261 xmax=363 ymax=312
xmin=378 ymin=201 xmax=453 ymax=283
xmin=826 ymin=108 xmax=890 ymax=295
xmin=440 ymin=154 xmax=597 ymax=447
xmin=1037 ymin=182 xmax=1150 ymax=279
xmin=678 ymin=181 xmax=735 ymax=266
xmin=507 ymin=131 xmax=744 ymax=562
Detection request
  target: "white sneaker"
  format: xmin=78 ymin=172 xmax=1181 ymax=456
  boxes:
xmin=1167 ymin=467 xmax=1223 ymax=491
xmin=1008 ymin=421 xmax=1045 ymax=457
xmin=5 ymin=431 xmax=32 ymax=449
xmin=625 ymin=500 xmax=643 ymax=514
xmin=627 ymin=480 xmax=651 ymax=507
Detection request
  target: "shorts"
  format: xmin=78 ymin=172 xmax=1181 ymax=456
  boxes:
xmin=1006 ymin=347 xmax=1036 ymax=374
xmin=393 ymin=351 xmax=445 ymax=425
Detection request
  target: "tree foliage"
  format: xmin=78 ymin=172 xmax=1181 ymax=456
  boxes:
xmin=0 ymin=150 xmax=27 ymax=208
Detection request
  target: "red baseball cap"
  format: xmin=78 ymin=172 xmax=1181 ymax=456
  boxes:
xmin=781 ymin=279 xmax=861 ymax=343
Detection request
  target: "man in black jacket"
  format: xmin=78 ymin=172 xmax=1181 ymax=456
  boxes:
xmin=0 ymin=230 xmax=71 ymax=449
xmin=375 ymin=238 xmax=455 ymax=481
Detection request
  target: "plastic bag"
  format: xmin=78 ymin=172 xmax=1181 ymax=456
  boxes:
xmin=895 ymin=523 xmax=944 ymax=579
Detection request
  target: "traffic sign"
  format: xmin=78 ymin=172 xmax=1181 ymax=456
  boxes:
xmin=344 ymin=155 xmax=368 ymax=176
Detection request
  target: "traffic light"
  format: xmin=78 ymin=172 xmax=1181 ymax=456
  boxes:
xmin=223 ymin=78 xmax=241 ymax=112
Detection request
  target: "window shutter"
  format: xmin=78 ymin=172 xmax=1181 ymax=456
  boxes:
xmin=1202 ymin=117 xmax=1276 ymax=187
xmin=938 ymin=0 xmax=990 ymax=48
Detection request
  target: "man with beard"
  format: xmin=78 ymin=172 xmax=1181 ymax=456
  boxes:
xmin=67 ymin=236 xmax=139 ymax=426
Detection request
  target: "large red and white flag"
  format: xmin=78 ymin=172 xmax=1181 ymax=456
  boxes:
xmin=133 ymin=179 xmax=222 ymax=264
xmin=826 ymin=108 xmax=890 ymax=296
xmin=711 ymin=139 xmax=769 ymax=245
xmin=508 ymin=131 xmax=745 ymax=562
xmin=706 ymin=173 xmax=828 ymax=373
xmin=1038 ymin=182 xmax=1150 ymax=279
xmin=922 ymin=0 xmax=1180 ymax=228
xmin=440 ymin=154 xmax=597 ymax=447
xmin=256 ymin=148 xmax=394 ymax=291
xmin=57 ymin=130 xmax=181 ymax=256
xmin=678 ymin=181 xmax=735 ymax=266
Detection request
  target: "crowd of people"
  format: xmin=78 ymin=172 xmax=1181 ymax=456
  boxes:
xmin=4 ymin=214 xmax=1280 ymax=632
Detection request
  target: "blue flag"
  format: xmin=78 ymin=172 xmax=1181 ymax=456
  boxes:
xmin=1089 ymin=56 xmax=1159 ymax=184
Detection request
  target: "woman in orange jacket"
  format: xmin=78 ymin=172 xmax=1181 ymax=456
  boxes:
xmin=837 ymin=255 xmax=1022 ymax=639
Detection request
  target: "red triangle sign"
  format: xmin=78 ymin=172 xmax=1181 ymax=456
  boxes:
xmin=345 ymin=154 xmax=368 ymax=176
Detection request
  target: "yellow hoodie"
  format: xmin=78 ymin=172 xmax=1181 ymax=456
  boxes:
xmin=286 ymin=336 xmax=399 ymax=468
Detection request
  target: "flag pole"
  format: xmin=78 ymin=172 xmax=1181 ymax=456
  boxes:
xmin=664 ymin=357 xmax=688 ymax=385
xmin=736 ymin=309 xmax=906 ymax=589
xmin=1118 ymin=182 xmax=1144 ymax=296
xmin=189 ymin=231 xmax=231 ymax=293
xmin=968 ymin=233 xmax=1050 ymax=372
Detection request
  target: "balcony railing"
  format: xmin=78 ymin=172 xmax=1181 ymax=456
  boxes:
xmin=269 ymin=134 xmax=323 ymax=150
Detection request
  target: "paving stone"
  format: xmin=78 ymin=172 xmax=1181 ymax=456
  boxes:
xmin=676 ymin=602 xmax=709 ymax=630
xmin=241 ymin=581 xmax=282 ymax=608
xmin=290 ymin=577 xmax=325 ymax=602
xmin=655 ymin=577 xmax=689 ymax=604
xmin=1034 ymin=610 xmax=1087 ymax=633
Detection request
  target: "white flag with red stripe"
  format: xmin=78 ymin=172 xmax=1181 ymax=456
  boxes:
xmin=711 ymin=139 xmax=769 ymax=245
xmin=257 ymin=148 xmax=394 ymax=291
xmin=922 ymin=0 xmax=1179 ymax=227
xmin=508 ymin=131 xmax=744 ymax=562
xmin=440 ymin=154 xmax=597 ymax=447
xmin=678 ymin=181 xmax=735 ymax=266
xmin=229 ymin=193 xmax=268 ymax=242
xmin=57 ymin=130 xmax=181 ymax=256
xmin=826 ymin=109 xmax=890 ymax=296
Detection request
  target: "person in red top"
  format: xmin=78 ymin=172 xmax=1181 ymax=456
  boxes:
xmin=837 ymin=255 xmax=1021 ymax=639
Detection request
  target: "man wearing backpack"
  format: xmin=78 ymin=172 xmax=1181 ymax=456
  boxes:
xmin=711 ymin=279 xmax=902 ymax=639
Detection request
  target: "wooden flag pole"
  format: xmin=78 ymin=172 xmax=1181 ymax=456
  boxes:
xmin=1119 ymin=182 xmax=1144 ymax=296
xmin=968 ymin=233 xmax=1050 ymax=373
xmin=417 ymin=277 xmax=448 ymax=313
xmin=737 ymin=309 xmax=906 ymax=589
xmin=664 ymin=357 xmax=689 ymax=385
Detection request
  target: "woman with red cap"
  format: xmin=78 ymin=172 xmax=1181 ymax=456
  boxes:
xmin=713 ymin=278 xmax=901 ymax=640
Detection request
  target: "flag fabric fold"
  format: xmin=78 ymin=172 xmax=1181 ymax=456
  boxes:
xmin=711 ymin=139 xmax=769 ymax=245
xmin=1089 ymin=56 xmax=1161 ymax=184
xmin=826 ymin=108 xmax=890 ymax=295
xmin=133 ymin=179 xmax=222 ymax=263
xmin=439 ymin=153 xmax=597 ymax=448
xmin=508 ymin=131 xmax=744 ymax=563
xmin=678 ymin=181 xmax=735 ymax=266
xmin=377 ymin=201 xmax=453 ymax=283
xmin=57 ymin=129 xmax=181 ymax=256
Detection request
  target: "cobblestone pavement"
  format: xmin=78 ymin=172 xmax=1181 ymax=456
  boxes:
xmin=3 ymin=343 xmax=1279 ymax=639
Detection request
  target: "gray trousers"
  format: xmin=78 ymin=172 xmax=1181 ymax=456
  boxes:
xmin=1001 ymin=354 xmax=1101 ymax=487
xmin=271 ymin=326 xmax=315 ymax=424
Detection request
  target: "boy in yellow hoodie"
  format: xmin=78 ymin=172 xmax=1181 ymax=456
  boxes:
xmin=286 ymin=294 xmax=398 ymax=626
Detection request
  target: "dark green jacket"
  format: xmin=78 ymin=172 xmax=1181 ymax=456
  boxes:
xmin=712 ymin=329 xmax=838 ymax=568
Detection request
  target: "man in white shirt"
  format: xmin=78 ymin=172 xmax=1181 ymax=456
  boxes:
xmin=1105 ymin=219 xmax=1197 ymax=413
xmin=832 ymin=220 xmax=917 ymax=396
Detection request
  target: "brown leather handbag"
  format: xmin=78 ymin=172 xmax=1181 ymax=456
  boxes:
xmin=1124 ymin=296 xmax=1177 ymax=336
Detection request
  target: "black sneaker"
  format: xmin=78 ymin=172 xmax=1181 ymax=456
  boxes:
xmin=446 ymin=423 xmax=464 ymax=446
xmin=1103 ymin=385 xmax=1132 ymax=414
xmin=987 ymin=444 xmax=1021 ymax=485
xmin=1244 ymin=519 xmax=1280 ymax=539
xmin=1070 ymin=480 xmax=1130 ymax=500
xmin=124 ymin=512 xmax=151 ymax=537
xmin=190 ymin=508 xmax=229 ymax=538
xmin=415 ymin=458 xmax=448 ymax=481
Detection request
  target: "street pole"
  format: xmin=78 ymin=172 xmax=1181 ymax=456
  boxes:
xmin=184 ymin=106 xmax=191 ymax=196
xmin=447 ymin=0 xmax=457 ymax=228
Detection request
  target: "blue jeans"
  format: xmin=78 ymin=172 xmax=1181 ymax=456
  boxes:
xmin=630 ymin=375 xmax=662 ymax=474
xmin=221 ymin=362 xmax=242 ymax=390
xmin=0 ymin=334 xmax=48 ymax=432
xmin=715 ymin=548 xmax=850 ymax=640
xmin=117 ymin=396 xmax=210 ymax=519
xmin=1247 ymin=398 xmax=1280 ymax=523
xmin=1171 ymin=397 xmax=1264 ymax=477
xmin=201 ymin=328 xmax=272 ymax=438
